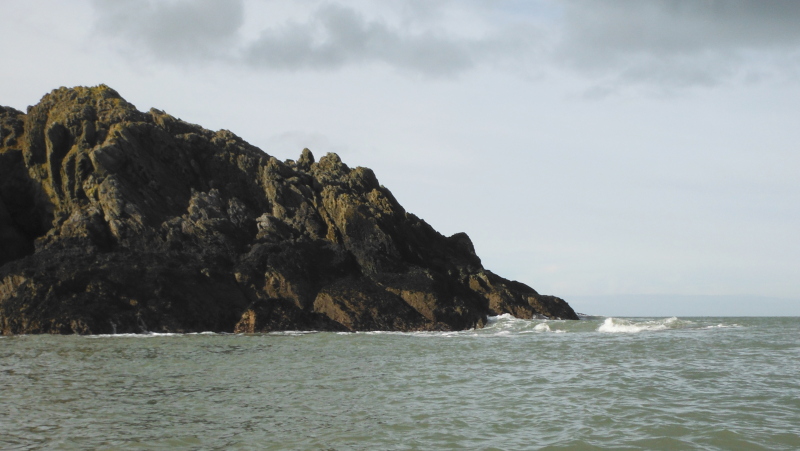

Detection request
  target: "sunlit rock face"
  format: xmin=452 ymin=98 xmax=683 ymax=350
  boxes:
xmin=0 ymin=86 xmax=577 ymax=335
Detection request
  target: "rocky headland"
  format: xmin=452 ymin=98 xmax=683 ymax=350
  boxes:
xmin=0 ymin=85 xmax=577 ymax=334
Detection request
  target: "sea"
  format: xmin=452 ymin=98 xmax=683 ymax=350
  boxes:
xmin=2 ymin=315 xmax=799 ymax=450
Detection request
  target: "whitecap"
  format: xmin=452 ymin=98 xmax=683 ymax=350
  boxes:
xmin=266 ymin=330 xmax=318 ymax=336
xmin=597 ymin=317 xmax=669 ymax=333
xmin=533 ymin=323 xmax=551 ymax=332
xmin=86 ymin=332 xmax=183 ymax=338
xmin=485 ymin=313 xmax=527 ymax=327
xmin=703 ymin=323 xmax=741 ymax=329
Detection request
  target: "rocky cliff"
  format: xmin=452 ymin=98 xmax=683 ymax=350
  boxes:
xmin=0 ymin=85 xmax=577 ymax=334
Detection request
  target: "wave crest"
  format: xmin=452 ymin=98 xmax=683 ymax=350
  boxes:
xmin=597 ymin=317 xmax=686 ymax=333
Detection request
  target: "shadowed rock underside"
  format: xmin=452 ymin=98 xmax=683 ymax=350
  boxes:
xmin=0 ymin=86 xmax=577 ymax=335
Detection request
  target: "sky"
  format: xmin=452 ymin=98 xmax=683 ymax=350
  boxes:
xmin=3 ymin=0 xmax=800 ymax=315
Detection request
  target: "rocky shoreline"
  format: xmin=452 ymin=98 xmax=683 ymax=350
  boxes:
xmin=0 ymin=86 xmax=577 ymax=334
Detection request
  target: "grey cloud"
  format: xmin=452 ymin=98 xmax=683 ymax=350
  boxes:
xmin=90 ymin=0 xmax=540 ymax=77
xmin=243 ymin=4 xmax=475 ymax=75
xmin=559 ymin=0 xmax=800 ymax=89
xmin=89 ymin=0 xmax=800 ymax=88
xmin=92 ymin=0 xmax=244 ymax=61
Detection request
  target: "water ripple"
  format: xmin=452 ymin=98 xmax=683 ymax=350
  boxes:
xmin=1 ymin=317 xmax=799 ymax=450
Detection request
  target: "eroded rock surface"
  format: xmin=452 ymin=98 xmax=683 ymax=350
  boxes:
xmin=0 ymin=86 xmax=577 ymax=334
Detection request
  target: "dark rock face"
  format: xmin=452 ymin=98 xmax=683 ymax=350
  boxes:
xmin=0 ymin=86 xmax=578 ymax=335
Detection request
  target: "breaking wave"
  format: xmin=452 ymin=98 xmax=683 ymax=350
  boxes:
xmin=597 ymin=316 xmax=681 ymax=333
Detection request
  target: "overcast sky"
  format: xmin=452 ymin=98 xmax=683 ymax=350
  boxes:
xmin=4 ymin=0 xmax=800 ymax=315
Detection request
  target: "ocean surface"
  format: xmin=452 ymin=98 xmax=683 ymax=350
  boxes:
xmin=2 ymin=316 xmax=799 ymax=450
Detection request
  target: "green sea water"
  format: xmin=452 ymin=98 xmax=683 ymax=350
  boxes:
xmin=2 ymin=316 xmax=799 ymax=450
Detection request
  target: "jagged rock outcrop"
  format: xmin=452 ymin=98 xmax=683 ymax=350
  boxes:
xmin=0 ymin=85 xmax=577 ymax=335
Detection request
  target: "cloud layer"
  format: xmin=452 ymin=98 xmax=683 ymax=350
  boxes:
xmin=243 ymin=4 xmax=476 ymax=75
xmin=91 ymin=0 xmax=800 ymax=87
xmin=559 ymin=0 xmax=800 ymax=88
xmin=91 ymin=0 xmax=526 ymax=76
xmin=93 ymin=0 xmax=244 ymax=62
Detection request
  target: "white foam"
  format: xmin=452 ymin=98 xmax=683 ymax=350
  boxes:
xmin=487 ymin=313 xmax=515 ymax=321
xmin=597 ymin=317 xmax=669 ymax=333
xmin=265 ymin=330 xmax=317 ymax=336
xmin=86 ymin=331 xmax=226 ymax=338
xmin=703 ymin=323 xmax=741 ymax=329
xmin=486 ymin=313 xmax=527 ymax=327
xmin=87 ymin=332 xmax=183 ymax=338
xmin=533 ymin=323 xmax=551 ymax=332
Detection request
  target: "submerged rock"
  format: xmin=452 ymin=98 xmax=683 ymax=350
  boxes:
xmin=0 ymin=85 xmax=578 ymax=335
